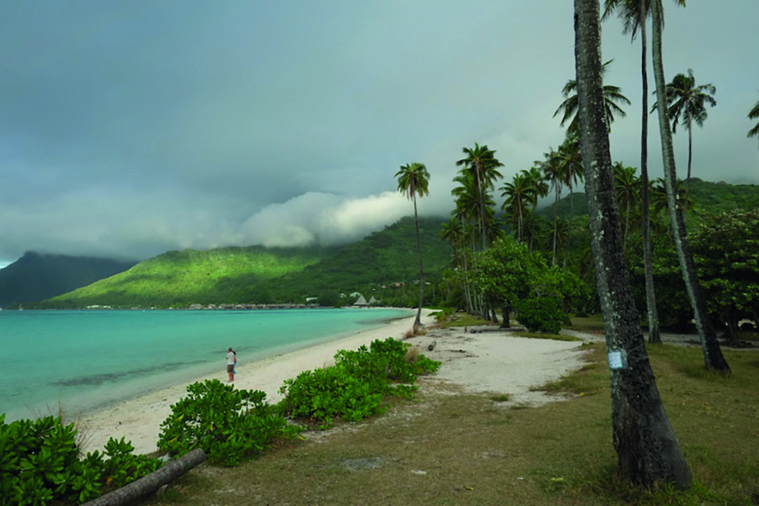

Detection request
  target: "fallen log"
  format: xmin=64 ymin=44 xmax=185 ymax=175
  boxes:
xmin=427 ymin=340 xmax=437 ymax=351
xmin=83 ymin=448 xmax=207 ymax=506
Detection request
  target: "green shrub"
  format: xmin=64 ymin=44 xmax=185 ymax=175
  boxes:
xmin=277 ymin=338 xmax=441 ymax=429
xmin=516 ymin=298 xmax=567 ymax=334
xmin=0 ymin=414 xmax=160 ymax=506
xmin=157 ymin=379 xmax=301 ymax=467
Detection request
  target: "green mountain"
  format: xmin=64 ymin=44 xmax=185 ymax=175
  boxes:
xmin=38 ymin=216 xmax=452 ymax=309
xmin=688 ymin=178 xmax=759 ymax=213
xmin=0 ymin=252 xmax=136 ymax=308
xmin=259 ymin=216 xmax=453 ymax=304
xmin=41 ymin=246 xmax=335 ymax=309
xmin=538 ymin=178 xmax=759 ymax=222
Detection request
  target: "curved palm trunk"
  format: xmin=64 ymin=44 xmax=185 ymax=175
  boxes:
xmin=651 ymin=2 xmax=729 ymax=372
xmin=412 ymin=195 xmax=424 ymax=331
xmin=574 ymin=0 xmax=691 ymax=488
xmin=639 ymin=0 xmax=660 ymax=344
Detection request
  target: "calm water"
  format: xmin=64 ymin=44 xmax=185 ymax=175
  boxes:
xmin=0 ymin=308 xmax=410 ymax=422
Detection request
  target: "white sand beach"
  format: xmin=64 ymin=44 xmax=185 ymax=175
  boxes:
xmin=81 ymin=311 xmax=592 ymax=455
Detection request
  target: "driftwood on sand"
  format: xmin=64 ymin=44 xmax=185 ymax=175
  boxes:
xmin=83 ymin=448 xmax=206 ymax=506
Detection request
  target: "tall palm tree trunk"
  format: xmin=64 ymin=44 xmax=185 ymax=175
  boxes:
xmin=552 ymin=187 xmax=561 ymax=266
xmin=563 ymin=185 xmax=574 ymax=270
xmin=639 ymin=0 xmax=660 ymax=344
xmin=476 ymin=165 xmax=488 ymax=252
xmin=685 ymin=117 xmax=693 ymax=219
xmin=412 ymin=195 xmax=424 ymax=331
xmin=574 ymin=0 xmax=691 ymax=487
xmin=651 ymin=2 xmax=729 ymax=372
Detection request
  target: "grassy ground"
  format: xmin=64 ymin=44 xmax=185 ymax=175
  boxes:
xmin=139 ymin=329 xmax=759 ymax=505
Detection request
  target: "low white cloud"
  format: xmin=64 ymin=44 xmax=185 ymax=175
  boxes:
xmin=239 ymin=191 xmax=409 ymax=247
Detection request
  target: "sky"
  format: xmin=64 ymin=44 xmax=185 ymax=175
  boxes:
xmin=1 ymin=1 xmax=757 ymax=267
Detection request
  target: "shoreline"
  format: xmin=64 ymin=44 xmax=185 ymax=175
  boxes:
xmin=80 ymin=309 xmax=431 ymax=455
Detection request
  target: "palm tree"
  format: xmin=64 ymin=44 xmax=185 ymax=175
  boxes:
xmin=456 ymin=143 xmax=503 ymax=251
xmin=555 ymin=136 xmax=584 ymax=269
xmin=574 ymin=0 xmax=691 ymax=488
xmin=538 ymin=149 xmax=564 ymax=266
xmin=395 ymin=162 xmax=430 ymax=332
xmin=653 ymin=68 xmax=716 ymax=203
xmin=499 ymin=172 xmax=537 ymax=242
xmin=523 ymin=166 xmax=550 ymax=251
xmin=650 ymin=1 xmax=729 ymax=372
xmin=602 ymin=0 xmax=661 ymax=343
xmin=603 ymin=0 xmax=684 ymax=344
xmin=554 ymin=59 xmax=631 ymax=136
xmin=613 ymin=163 xmax=640 ymax=254
xmin=747 ymin=98 xmax=759 ymax=145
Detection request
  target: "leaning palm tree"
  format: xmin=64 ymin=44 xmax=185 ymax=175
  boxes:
xmin=653 ymin=68 xmax=716 ymax=204
xmin=456 ymin=143 xmax=504 ymax=251
xmin=395 ymin=162 xmax=430 ymax=332
xmin=747 ymin=98 xmax=759 ymax=145
xmin=650 ymin=1 xmax=729 ymax=372
xmin=554 ymin=59 xmax=631 ymax=136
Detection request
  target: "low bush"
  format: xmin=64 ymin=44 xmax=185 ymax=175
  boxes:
xmin=157 ymin=379 xmax=301 ymax=467
xmin=0 ymin=414 xmax=161 ymax=506
xmin=516 ymin=297 xmax=567 ymax=334
xmin=278 ymin=338 xmax=441 ymax=429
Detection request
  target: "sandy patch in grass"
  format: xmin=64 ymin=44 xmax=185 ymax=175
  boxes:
xmin=409 ymin=325 xmax=591 ymax=406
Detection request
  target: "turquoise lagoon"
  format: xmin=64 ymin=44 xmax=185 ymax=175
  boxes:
xmin=0 ymin=308 xmax=410 ymax=422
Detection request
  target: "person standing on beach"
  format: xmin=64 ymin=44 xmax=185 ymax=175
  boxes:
xmin=226 ymin=347 xmax=236 ymax=382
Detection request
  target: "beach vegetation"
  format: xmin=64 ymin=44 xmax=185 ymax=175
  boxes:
xmin=157 ymin=379 xmax=300 ymax=467
xmin=140 ymin=343 xmax=759 ymax=505
xmin=277 ymin=338 xmax=440 ymax=430
xmin=0 ymin=414 xmax=160 ymax=506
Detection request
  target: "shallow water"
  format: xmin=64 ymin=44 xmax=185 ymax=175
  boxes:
xmin=0 ymin=308 xmax=409 ymax=421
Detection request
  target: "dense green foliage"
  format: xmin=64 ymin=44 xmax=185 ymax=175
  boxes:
xmin=157 ymin=379 xmax=301 ymax=467
xmin=277 ymin=338 xmax=441 ymax=429
xmin=690 ymin=209 xmax=759 ymax=337
xmin=0 ymin=252 xmax=135 ymax=308
xmin=467 ymin=237 xmax=585 ymax=332
xmin=515 ymin=298 xmax=567 ymax=334
xmin=0 ymin=414 xmax=161 ymax=506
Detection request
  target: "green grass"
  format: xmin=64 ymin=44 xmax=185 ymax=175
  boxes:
xmin=434 ymin=312 xmax=495 ymax=329
xmin=567 ymin=314 xmax=606 ymax=334
xmin=138 ymin=340 xmax=759 ymax=505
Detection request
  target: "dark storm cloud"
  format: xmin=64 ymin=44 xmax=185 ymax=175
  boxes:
xmin=0 ymin=1 xmax=757 ymax=267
